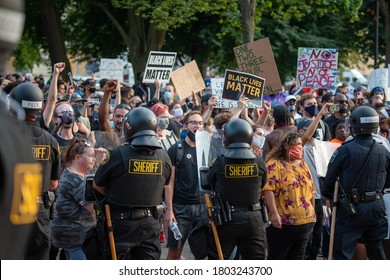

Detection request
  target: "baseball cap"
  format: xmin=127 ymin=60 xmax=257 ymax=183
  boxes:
xmin=151 ymin=102 xmax=169 ymax=117
xmin=82 ymin=79 xmax=95 ymax=87
xmin=297 ymin=117 xmax=313 ymax=131
xmin=201 ymin=93 xmax=212 ymax=104
xmin=70 ymin=94 xmax=87 ymax=102
xmin=285 ymin=95 xmax=297 ymax=103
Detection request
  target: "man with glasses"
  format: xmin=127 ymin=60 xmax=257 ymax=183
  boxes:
xmin=164 ymin=111 xmax=209 ymax=260
xmin=324 ymin=94 xmax=351 ymax=139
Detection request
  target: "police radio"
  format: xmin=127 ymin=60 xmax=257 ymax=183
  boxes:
xmin=85 ymin=174 xmax=104 ymax=202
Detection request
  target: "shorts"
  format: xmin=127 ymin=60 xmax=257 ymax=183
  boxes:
xmin=167 ymin=203 xmax=209 ymax=259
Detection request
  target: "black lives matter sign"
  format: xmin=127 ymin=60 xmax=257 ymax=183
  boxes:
xmin=222 ymin=69 xmax=265 ymax=107
xmin=142 ymin=51 xmax=177 ymax=83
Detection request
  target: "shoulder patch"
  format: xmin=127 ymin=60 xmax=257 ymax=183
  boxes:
xmin=210 ymin=158 xmax=217 ymax=167
xmin=329 ymin=149 xmax=338 ymax=163
xmin=100 ymin=151 xmax=110 ymax=165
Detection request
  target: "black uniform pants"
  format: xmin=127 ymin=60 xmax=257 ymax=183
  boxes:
xmin=306 ymin=199 xmax=324 ymax=259
xmin=105 ymin=216 xmax=160 ymax=260
xmin=24 ymin=203 xmax=51 ymax=260
xmin=209 ymin=210 xmax=266 ymax=260
xmin=334 ymin=199 xmax=388 ymax=260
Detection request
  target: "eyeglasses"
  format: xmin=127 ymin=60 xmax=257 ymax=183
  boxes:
xmin=337 ymin=100 xmax=348 ymax=104
xmin=115 ymin=104 xmax=131 ymax=111
xmin=187 ymin=120 xmax=204 ymax=126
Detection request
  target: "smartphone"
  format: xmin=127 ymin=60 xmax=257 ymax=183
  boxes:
xmin=84 ymin=174 xmax=104 ymax=201
xmin=329 ymin=104 xmax=340 ymax=113
xmin=68 ymin=72 xmax=74 ymax=87
xmin=91 ymin=98 xmax=100 ymax=105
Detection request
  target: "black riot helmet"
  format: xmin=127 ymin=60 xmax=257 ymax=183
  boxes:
xmin=126 ymin=107 xmax=161 ymax=148
xmin=350 ymin=105 xmax=379 ymax=135
xmin=10 ymin=83 xmax=43 ymax=116
xmin=223 ymin=118 xmax=254 ymax=147
xmin=223 ymin=119 xmax=255 ymax=159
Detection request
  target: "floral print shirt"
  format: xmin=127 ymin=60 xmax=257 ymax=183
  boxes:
xmin=263 ymin=159 xmax=316 ymax=225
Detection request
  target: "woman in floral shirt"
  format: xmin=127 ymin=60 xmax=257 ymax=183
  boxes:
xmin=263 ymin=132 xmax=316 ymax=259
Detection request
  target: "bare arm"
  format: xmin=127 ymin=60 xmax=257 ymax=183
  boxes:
xmin=43 ymin=62 xmax=65 ymax=128
xmin=98 ymin=80 xmax=117 ymax=132
xmin=202 ymin=96 xmax=217 ymax=123
xmin=301 ymin=103 xmax=331 ymax=146
xmin=49 ymin=180 xmax=58 ymax=191
xmin=263 ymin=190 xmax=282 ymax=228
xmin=164 ymin=166 xmax=176 ymax=227
xmin=154 ymin=79 xmax=161 ymax=100
xmin=255 ymin=100 xmax=271 ymax=127
xmin=114 ymin=80 xmax=121 ymax=107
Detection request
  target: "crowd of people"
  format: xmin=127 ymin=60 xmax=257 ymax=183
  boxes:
xmin=1 ymin=62 xmax=389 ymax=260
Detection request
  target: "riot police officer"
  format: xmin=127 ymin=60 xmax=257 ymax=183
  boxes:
xmin=94 ymin=107 xmax=172 ymax=260
xmin=324 ymin=106 xmax=390 ymax=260
xmin=10 ymin=83 xmax=61 ymax=259
xmin=206 ymin=118 xmax=267 ymax=259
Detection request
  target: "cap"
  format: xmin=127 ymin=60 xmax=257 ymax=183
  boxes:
xmin=285 ymin=95 xmax=297 ymax=103
xmin=99 ymin=78 xmax=108 ymax=89
xmin=297 ymin=117 xmax=313 ymax=131
xmin=82 ymin=79 xmax=95 ymax=87
xmin=372 ymin=87 xmax=385 ymax=94
xmin=147 ymin=98 xmax=160 ymax=108
xmin=201 ymin=93 xmax=212 ymax=104
xmin=70 ymin=94 xmax=86 ymax=102
xmin=151 ymin=102 xmax=169 ymax=117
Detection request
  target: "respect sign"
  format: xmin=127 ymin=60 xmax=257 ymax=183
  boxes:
xmin=142 ymin=51 xmax=177 ymax=83
xmin=222 ymin=70 xmax=265 ymax=107
xmin=296 ymin=48 xmax=338 ymax=89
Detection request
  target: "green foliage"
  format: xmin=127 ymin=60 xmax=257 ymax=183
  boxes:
xmin=12 ymin=34 xmax=43 ymax=71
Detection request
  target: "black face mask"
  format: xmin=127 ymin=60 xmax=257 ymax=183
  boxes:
xmin=187 ymin=130 xmax=196 ymax=142
xmin=89 ymin=88 xmax=96 ymax=94
xmin=135 ymin=102 xmax=142 ymax=107
xmin=60 ymin=111 xmax=74 ymax=125
xmin=304 ymin=104 xmax=318 ymax=117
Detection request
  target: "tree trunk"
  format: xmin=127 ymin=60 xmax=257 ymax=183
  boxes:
xmin=38 ymin=0 xmax=71 ymax=80
xmin=238 ymin=0 xmax=256 ymax=44
xmin=379 ymin=0 xmax=390 ymax=66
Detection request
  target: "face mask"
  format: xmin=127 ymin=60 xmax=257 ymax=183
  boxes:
xmin=157 ymin=118 xmax=169 ymax=130
xmin=252 ymin=135 xmax=265 ymax=149
xmin=172 ymin=107 xmax=183 ymax=118
xmin=109 ymin=120 xmax=114 ymax=129
xmin=289 ymin=145 xmax=303 ymax=160
xmin=89 ymin=88 xmax=96 ymax=94
xmin=135 ymin=102 xmax=142 ymax=107
xmin=72 ymin=104 xmax=83 ymax=114
xmin=188 ymin=102 xmax=193 ymax=109
xmin=60 ymin=111 xmax=74 ymax=125
xmin=164 ymin=91 xmax=173 ymax=99
xmin=287 ymin=105 xmax=296 ymax=112
xmin=187 ymin=130 xmax=196 ymax=142
xmin=304 ymin=104 xmax=318 ymax=117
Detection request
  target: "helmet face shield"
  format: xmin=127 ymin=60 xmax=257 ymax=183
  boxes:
xmin=344 ymin=115 xmax=351 ymax=135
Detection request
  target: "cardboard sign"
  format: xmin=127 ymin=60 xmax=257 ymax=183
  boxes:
xmin=369 ymin=68 xmax=389 ymax=100
xmin=142 ymin=51 xmax=177 ymax=83
xmin=222 ymin=69 xmax=265 ymax=107
xmin=85 ymin=63 xmax=100 ymax=74
xmin=170 ymin=60 xmax=206 ymax=99
xmin=211 ymin=78 xmax=258 ymax=108
xmin=100 ymin=59 xmax=123 ymax=82
xmin=296 ymin=48 xmax=338 ymax=89
xmin=234 ymin=38 xmax=282 ymax=95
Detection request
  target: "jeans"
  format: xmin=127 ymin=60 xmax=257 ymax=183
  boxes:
xmin=64 ymin=248 xmax=86 ymax=260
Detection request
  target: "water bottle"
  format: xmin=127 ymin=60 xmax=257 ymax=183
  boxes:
xmin=171 ymin=222 xmax=182 ymax=240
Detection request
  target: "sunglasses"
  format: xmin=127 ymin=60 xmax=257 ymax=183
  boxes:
xmin=337 ymin=100 xmax=348 ymax=104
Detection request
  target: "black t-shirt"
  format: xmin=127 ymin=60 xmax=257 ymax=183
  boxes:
xmin=323 ymin=115 xmax=339 ymax=139
xmin=167 ymin=140 xmax=201 ymax=204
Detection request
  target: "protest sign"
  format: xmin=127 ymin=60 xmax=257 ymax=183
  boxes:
xmin=170 ymin=60 xmax=205 ymax=99
xmin=368 ymin=68 xmax=389 ymax=100
xmin=222 ymin=69 xmax=265 ymax=107
xmin=85 ymin=63 xmax=100 ymax=74
xmin=296 ymin=48 xmax=338 ymax=89
xmin=211 ymin=78 xmax=258 ymax=108
xmin=100 ymin=59 xmax=123 ymax=82
xmin=234 ymin=38 xmax=282 ymax=95
xmin=142 ymin=51 xmax=177 ymax=83
xmin=159 ymin=130 xmax=178 ymax=151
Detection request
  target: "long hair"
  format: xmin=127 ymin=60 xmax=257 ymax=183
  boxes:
xmin=265 ymin=132 xmax=301 ymax=163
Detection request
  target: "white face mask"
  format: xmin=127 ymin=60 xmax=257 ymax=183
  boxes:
xmin=252 ymin=135 xmax=265 ymax=149
xmin=172 ymin=107 xmax=183 ymax=118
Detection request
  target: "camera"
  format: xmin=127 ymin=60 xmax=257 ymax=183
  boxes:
xmin=329 ymin=104 xmax=340 ymax=114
